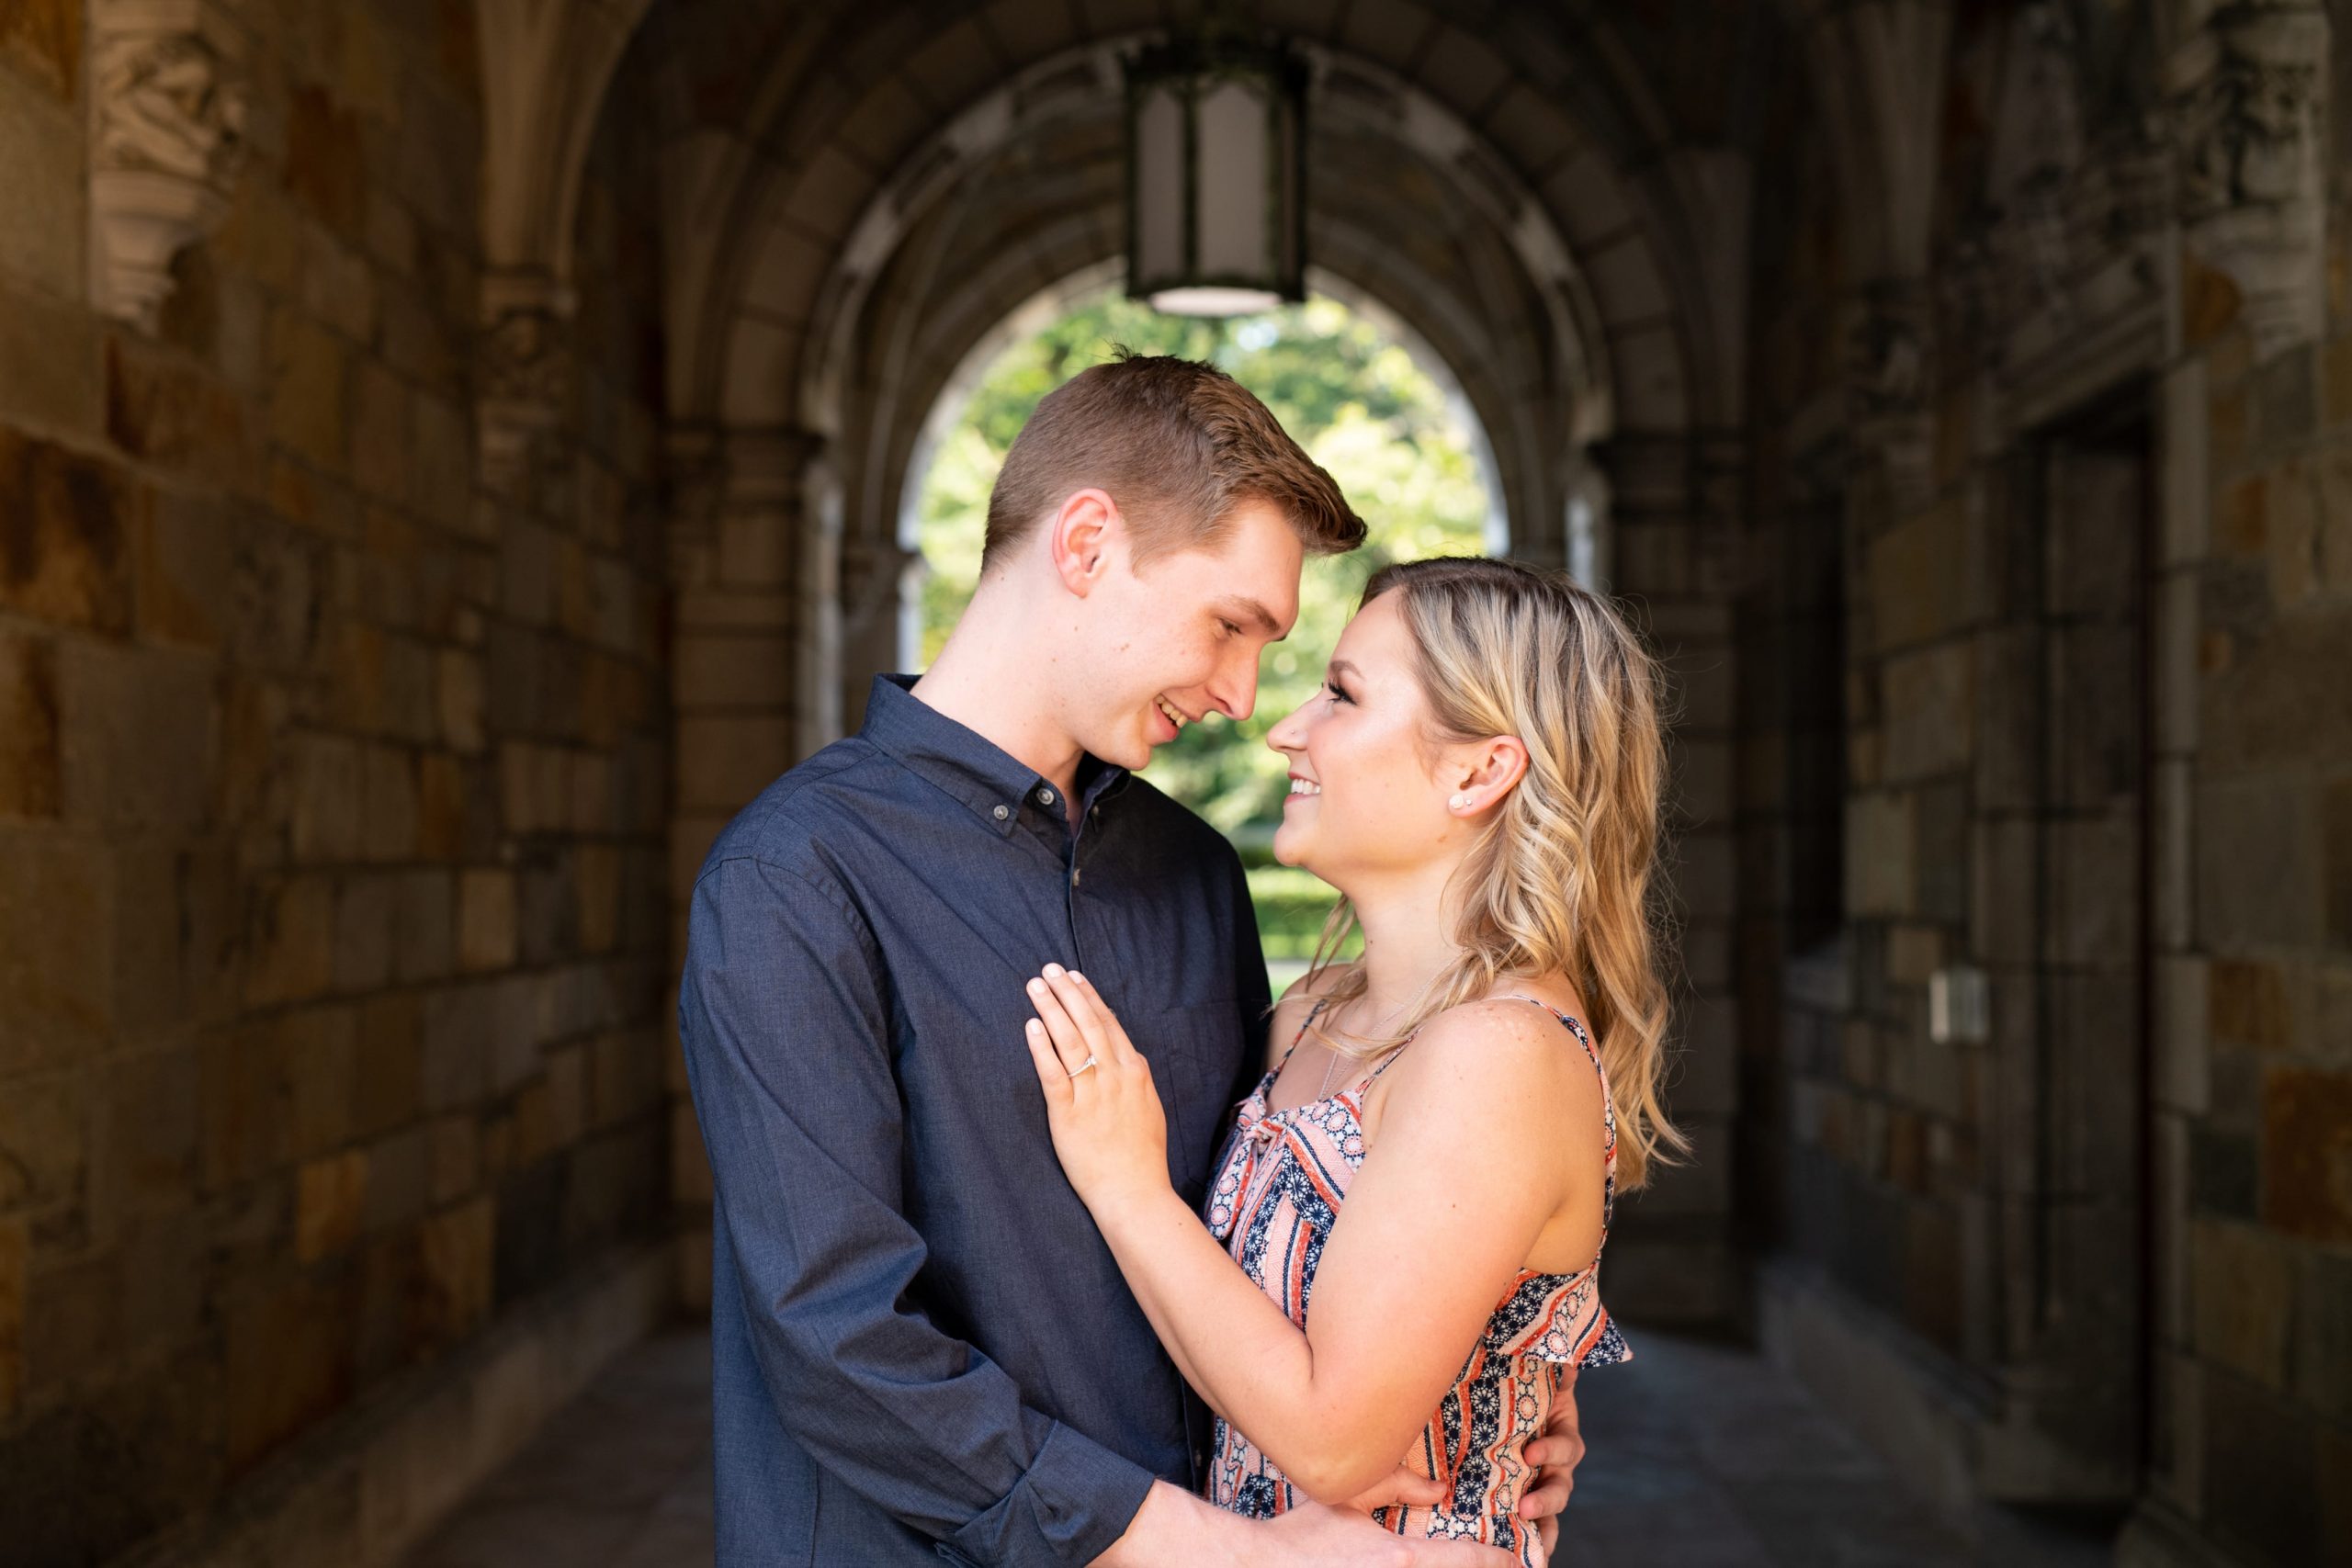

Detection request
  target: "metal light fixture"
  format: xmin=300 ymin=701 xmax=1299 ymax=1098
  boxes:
xmin=1125 ymin=30 xmax=1307 ymax=317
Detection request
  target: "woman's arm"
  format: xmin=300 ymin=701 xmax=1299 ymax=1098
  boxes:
xmin=1023 ymin=969 xmax=1603 ymax=1506
xmin=1114 ymin=975 xmax=1330 ymax=1404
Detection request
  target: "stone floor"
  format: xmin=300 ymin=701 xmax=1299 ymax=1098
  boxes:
xmin=400 ymin=1328 xmax=717 ymax=1568
xmin=401 ymin=1324 xmax=2117 ymax=1567
xmin=1558 ymin=1332 xmax=2112 ymax=1567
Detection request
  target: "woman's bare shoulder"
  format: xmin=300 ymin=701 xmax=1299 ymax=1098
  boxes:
xmin=1379 ymin=982 xmax=1602 ymax=1122
xmin=1346 ymin=989 xmax=1605 ymax=1247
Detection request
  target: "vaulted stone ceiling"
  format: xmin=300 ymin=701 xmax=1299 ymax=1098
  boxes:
xmin=484 ymin=0 xmax=1791 ymax=550
xmin=542 ymin=0 xmax=1777 ymax=1325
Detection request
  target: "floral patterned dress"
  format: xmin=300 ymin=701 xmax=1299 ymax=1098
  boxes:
xmin=1202 ymin=997 xmax=1630 ymax=1564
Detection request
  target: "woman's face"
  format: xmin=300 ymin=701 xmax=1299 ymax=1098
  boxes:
xmin=1265 ymin=592 xmax=1458 ymax=886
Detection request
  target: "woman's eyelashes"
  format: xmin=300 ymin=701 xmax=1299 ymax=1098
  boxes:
xmin=1323 ymin=676 xmax=1353 ymax=705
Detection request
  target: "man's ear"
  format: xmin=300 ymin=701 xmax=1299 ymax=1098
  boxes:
xmin=1048 ymin=489 xmax=1120 ymax=597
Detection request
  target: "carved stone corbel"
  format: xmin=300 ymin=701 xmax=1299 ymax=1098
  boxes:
xmin=88 ymin=0 xmax=252 ymax=329
xmin=2169 ymin=4 xmax=2328 ymax=360
xmin=1842 ymin=285 xmax=1935 ymax=510
xmin=478 ymin=272 xmax=577 ymax=504
xmin=1936 ymin=2 xmax=2168 ymax=407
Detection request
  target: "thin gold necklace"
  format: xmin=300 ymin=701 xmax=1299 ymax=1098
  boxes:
xmin=1315 ymin=992 xmax=1409 ymax=1098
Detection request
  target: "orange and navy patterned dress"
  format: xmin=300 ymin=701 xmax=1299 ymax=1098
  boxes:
xmin=1202 ymin=997 xmax=1629 ymax=1563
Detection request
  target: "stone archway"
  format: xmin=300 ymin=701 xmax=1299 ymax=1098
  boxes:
xmin=13 ymin=4 xmax=2344 ymax=1563
xmin=582 ymin=1 xmax=1756 ymax=1325
xmin=674 ymin=28 xmax=1702 ymax=750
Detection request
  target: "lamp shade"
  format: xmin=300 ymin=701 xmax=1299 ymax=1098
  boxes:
xmin=1125 ymin=37 xmax=1306 ymax=317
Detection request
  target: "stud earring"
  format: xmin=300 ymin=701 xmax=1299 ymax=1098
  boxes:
xmin=1449 ymin=793 xmax=1468 ymax=810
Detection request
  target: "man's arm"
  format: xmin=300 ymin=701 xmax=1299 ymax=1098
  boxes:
xmin=681 ymin=855 xmax=1153 ymax=1567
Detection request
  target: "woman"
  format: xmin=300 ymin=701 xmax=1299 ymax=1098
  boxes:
xmin=1017 ymin=557 xmax=1682 ymax=1563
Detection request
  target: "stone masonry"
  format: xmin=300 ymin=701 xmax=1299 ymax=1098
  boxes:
xmin=0 ymin=4 xmax=2345 ymax=1568
xmin=0 ymin=3 xmax=672 ymax=1564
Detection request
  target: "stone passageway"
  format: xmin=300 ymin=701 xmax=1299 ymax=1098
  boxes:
xmin=5 ymin=3 xmax=2343 ymax=1563
xmin=399 ymin=1325 xmax=2099 ymax=1568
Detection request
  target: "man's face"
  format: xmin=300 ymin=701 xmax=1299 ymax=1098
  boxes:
xmin=1071 ymin=499 xmax=1305 ymax=772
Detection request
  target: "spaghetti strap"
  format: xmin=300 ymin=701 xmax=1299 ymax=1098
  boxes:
xmin=1357 ymin=995 xmax=1592 ymax=1093
xmin=1270 ymin=998 xmax=1326 ymax=1075
xmin=1498 ymin=995 xmax=1613 ymax=1136
xmin=1499 ymin=996 xmax=1601 ymax=1065
xmin=1362 ymin=1038 xmax=1412 ymax=1086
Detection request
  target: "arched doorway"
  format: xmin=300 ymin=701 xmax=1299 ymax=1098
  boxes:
xmin=628 ymin=4 xmax=1743 ymax=1330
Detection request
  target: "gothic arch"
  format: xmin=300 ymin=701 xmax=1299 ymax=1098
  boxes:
xmin=482 ymin=0 xmax=1781 ymax=456
xmin=677 ymin=24 xmax=1716 ymax=569
xmin=592 ymin=0 xmax=1770 ymax=1327
xmin=477 ymin=0 xmax=661 ymax=293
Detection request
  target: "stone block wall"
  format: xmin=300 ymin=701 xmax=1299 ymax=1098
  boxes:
xmin=0 ymin=6 xmax=674 ymax=1564
xmin=1738 ymin=4 xmax=2350 ymax=1562
xmin=2142 ymin=197 xmax=2352 ymax=1568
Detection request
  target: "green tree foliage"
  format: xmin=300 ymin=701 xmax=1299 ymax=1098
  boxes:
xmin=912 ymin=292 xmax=1493 ymax=960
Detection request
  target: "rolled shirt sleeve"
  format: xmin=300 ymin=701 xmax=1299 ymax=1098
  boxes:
xmin=680 ymin=854 xmax=1157 ymax=1567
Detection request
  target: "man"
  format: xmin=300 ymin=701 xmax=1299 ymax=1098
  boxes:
xmin=680 ymin=354 xmax=1583 ymax=1567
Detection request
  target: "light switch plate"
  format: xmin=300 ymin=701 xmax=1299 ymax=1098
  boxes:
xmin=1929 ymin=965 xmax=1990 ymax=1044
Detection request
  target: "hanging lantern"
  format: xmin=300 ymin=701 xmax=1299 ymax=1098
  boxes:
xmin=1125 ymin=34 xmax=1308 ymax=317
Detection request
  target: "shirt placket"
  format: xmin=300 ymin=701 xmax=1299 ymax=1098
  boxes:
xmin=1056 ymin=773 xmax=1121 ymax=979
xmin=1012 ymin=781 xmax=1097 ymax=976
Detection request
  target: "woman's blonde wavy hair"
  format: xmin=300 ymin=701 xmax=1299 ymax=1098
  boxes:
xmin=1304 ymin=556 xmax=1684 ymax=1189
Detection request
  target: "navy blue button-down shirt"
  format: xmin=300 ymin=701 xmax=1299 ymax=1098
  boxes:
xmin=680 ymin=674 xmax=1272 ymax=1566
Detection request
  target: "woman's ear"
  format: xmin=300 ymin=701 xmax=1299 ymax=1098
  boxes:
xmin=1048 ymin=489 xmax=1120 ymax=596
xmin=1449 ymin=735 xmax=1531 ymax=815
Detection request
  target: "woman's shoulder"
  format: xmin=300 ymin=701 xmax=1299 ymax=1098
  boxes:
xmin=1360 ymin=985 xmax=1608 ymax=1183
xmin=1386 ymin=984 xmax=1602 ymax=1105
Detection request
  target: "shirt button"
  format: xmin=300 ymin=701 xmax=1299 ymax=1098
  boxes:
xmin=991 ymin=805 xmax=1010 ymax=821
xmin=1037 ymin=786 xmax=1057 ymax=806
xmin=1070 ymin=867 xmax=1081 ymax=887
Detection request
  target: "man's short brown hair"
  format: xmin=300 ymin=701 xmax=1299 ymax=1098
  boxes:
xmin=981 ymin=352 xmax=1366 ymax=570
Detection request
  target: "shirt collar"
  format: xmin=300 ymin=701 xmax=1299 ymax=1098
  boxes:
xmin=859 ymin=674 xmax=1128 ymax=836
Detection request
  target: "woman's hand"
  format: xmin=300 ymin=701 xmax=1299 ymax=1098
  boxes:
xmin=1023 ymin=965 xmax=1171 ymax=1210
xmin=1515 ymin=1369 xmax=1582 ymax=1565
xmin=1340 ymin=1466 xmax=1450 ymax=1517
